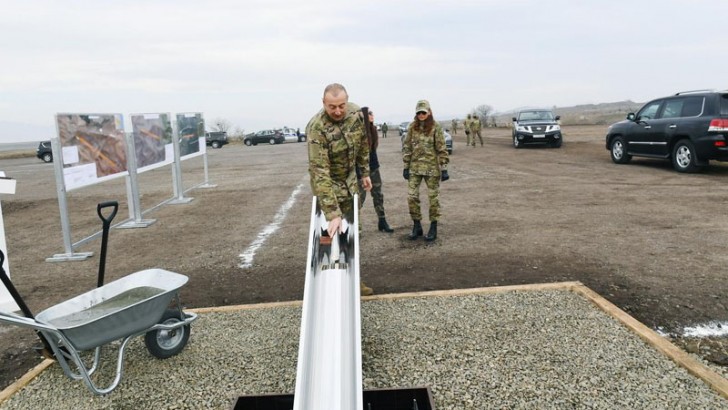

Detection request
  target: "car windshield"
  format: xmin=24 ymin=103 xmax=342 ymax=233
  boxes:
xmin=519 ymin=111 xmax=554 ymax=121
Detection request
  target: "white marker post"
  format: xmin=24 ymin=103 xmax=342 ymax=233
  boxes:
xmin=0 ymin=172 xmax=19 ymax=312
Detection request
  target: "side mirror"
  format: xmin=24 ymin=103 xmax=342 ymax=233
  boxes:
xmin=626 ymin=113 xmax=636 ymax=121
xmin=554 ymin=115 xmax=560 ymax=121
xmin=512 ymin=117 xmax=517 ymax=122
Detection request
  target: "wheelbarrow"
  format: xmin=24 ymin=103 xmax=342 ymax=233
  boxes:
xmin=0 ymin=201 xmax=197 ymax=395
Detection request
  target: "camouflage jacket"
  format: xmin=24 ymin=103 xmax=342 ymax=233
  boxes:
xmin=306 ymin=102 xmax=370 ymax=220
xmin=402 ymin=121 xmax=449 ymax=176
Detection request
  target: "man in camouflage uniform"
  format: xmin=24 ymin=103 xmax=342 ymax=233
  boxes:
xmin=381 ymin=122 xmax=388 ymax=138
xmin=464 ymin=114 xmax=473 ymax=147
xmin=467 ymin=113 xmax=479 ymax=147
xmin=451 ymin=118 xmax=458 ymax=135
xmin=402 ymin=100 xmax=449 ymax=242
xmin=473 ymin=114 xmax=484 ymax=146
xmin=307 ymin=83 xmax=374 ymax=295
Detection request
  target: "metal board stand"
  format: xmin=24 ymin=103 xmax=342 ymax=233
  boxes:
xmin=168 ymin=120 xmax=193 ymax=204
xmin=0 ymin=173 xmax=19 ymax=312
xmin=118 ymin=135 xmax=155 ymax=229
xmin=47 ymin=137 xmax=93 ymax=262
xmin=193 ymin=137 xmax=216 ymax=189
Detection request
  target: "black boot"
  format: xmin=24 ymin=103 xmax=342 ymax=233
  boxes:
xmin=378 ymin=217 xmax=394 ymax=233
xmin=408 ymin=220 xmax=423 ymax=240
xmin=425 ymin=221 xmax=438 ymax=242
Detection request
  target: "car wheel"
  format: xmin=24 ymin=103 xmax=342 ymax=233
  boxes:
xmin=244 ymin=139 xmax=252 ymax=146
xmin=299 ymin=136 xmax=307 ymax=142
xmin=610 ymin=136 xmax=631 ymax=164
xmin=672 ymin=139 xmax=700 ymax=173
xmin=513 ymin=135 xmax=521 ymax=149
xmin=42 ymin=153 xmax=53 ymax=163
xmin=211 ymin=141 xmax=221 ymax=149
xmin=269 ymin=138 xmax=276 ymax=145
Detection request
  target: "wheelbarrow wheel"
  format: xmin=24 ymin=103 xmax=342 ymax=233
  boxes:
xmin=144 ymin=309 xmax=191 ymax=359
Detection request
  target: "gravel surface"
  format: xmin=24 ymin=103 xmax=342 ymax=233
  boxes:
xmin=1 ymin=289 xmax=726 ymax=409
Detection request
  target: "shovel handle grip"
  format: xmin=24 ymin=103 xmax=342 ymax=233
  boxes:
xmin=97 ymin=201 xmax=118 ymax=225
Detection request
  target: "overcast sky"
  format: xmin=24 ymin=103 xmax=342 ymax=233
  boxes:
xmin=1 ymin=0 xmax=726 ymax=142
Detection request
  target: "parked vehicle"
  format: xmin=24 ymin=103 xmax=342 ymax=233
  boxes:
xmin=512 ymin=109 xmax=562 ymax=148
xmin=280 ymin=127 xmax=306 ymax=143
xmin=605 ymin=89 xmax=728 ymax=173
xmin=205 ymin=131 xmax=228 ymax=149
xmin=444 ymin=130 xmax=453 ymax=155
xmin=243 ymin=129 xmax=285 ymax=146
xmin=36 ymin=140 xmax=52 ymax=163
xmin=398 ymin=122 xmax=409 ymax=136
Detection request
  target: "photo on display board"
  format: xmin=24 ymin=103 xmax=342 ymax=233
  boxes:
xmin=176 ymin=113 xmax=204 ymax=157
xmin=131 ymin=113 xmax=173 ymax=168
xmin=56 ymin=114 xmax=128 ymax=178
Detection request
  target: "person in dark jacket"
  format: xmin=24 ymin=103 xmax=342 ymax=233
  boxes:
xmin=359 ymin=109 xmax=394 ymax=233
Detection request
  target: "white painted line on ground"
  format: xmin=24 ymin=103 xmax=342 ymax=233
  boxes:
xmin=239 ymin=183 xmax=304 ymax=269
xmin=683 ymin=321 xmax=728 ymax=338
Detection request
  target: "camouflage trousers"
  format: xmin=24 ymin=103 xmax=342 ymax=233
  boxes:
xmin=359 ymin=167 xmax=386 ymax=218
xmin=474 ymin=130 xmax=483 ymax=146
xmin=408 ymin=174 xmax=440 ymax=222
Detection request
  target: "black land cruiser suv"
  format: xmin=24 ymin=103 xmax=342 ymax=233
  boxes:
xmin=606 ymin=90 xmax=728 ymax=172
xmin=205 ymin=131 xmax=229 ymax=149
xmin=36 ymin=140 xmax=52 ymax=163
xmin=512 ymin=109 xmax=562 ymax=148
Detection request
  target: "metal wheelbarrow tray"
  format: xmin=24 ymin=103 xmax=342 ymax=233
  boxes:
xmin=0 ymin=268 xmax=197 ymax=395
xmin=36 ymin=268 xmax=189 ymax=351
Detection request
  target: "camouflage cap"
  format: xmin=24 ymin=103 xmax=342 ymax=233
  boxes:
xmin=415 ymin=100 xmax=431 ymax=113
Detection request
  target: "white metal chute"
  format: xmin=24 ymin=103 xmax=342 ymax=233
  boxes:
xmin=294 ymin=196 xmax=363 ymax=410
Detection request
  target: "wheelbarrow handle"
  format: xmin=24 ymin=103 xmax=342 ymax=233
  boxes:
xmin=97 ymin=201 xmax=119 ymax=225
xmin=0 ymin=250 xmax=55 ymax=357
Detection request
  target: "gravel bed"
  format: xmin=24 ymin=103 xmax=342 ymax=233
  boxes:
xmin=1 ymin=290 xmax=726 ymax=409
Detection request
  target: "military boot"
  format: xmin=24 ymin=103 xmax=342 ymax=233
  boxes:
xmin=360 ymin=281 xmax=374 ymax=296
xmin=425 ymin=221 xmax=438 ymax=242
xmin=378 ymin=217 xmax=394 ymax=233
xmin=408 ymin=220 xmax=423 ymax=240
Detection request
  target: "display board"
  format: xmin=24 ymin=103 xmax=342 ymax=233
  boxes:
xmin=131 ymin=113 xmax=174 ymax=172
xmin=55 ymin=113 xmax=128 ymax=190
xmin=176 ymin=113 xmax=204 ymax=158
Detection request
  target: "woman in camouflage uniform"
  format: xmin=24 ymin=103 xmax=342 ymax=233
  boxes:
xmin=401 ymin=100 xmax=450 ymax=241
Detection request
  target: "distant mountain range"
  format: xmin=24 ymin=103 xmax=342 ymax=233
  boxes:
xmin=493 ymin=100 xmax=644 ymax=126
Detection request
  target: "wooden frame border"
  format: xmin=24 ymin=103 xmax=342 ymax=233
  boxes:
xmin=2 ymin=281 xmax=726 ymax=403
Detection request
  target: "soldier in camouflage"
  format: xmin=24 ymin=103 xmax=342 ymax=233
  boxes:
xmin=468 ymin=113 xmax=479 ymax=146
xmin=359 ymin=109 xmax=394 ymax=233
xmin=464 ymin=114 xmax=472 ymax=147
xmin=472 ymin=114 xmax=483 ymax=146
xmin=381 ymin=122 xmax=388 ymax=138
xmin=307 ymin=83 xmax=373 ymax=295
xmin=402 ymin=100 xmax=450 ymax=242
xmin=451 ymin=119 xmax=457 ymax=135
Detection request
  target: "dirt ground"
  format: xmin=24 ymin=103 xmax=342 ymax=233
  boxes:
xmin=0 ymin=125 xmax=726 ymax=392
